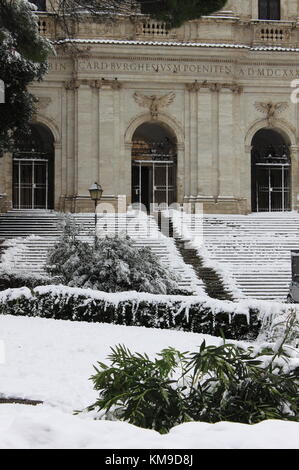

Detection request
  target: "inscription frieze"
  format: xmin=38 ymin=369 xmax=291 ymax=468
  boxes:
xmin=48 ymin=57 xmax=299 ymax=80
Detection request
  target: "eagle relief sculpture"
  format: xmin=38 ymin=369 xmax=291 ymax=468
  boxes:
xmin=254 ymin=101 xmax=289 ymax=127
xmin=133 ymin=92 xmax=176 ymax=119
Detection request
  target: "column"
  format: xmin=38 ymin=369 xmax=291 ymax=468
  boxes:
xmin=76 ymin=83 xmax=95 ymax=196
xmin=99 ymin=81 xmax=122 ymax=198
xmin=210 ymin=84 xmax=221 ymax=199
xmin=197 ymin=88 xmax=213 ymax=196
xmin=290 ymin=145 xmax=299 ymax=210
xmin=219 ymin=88 xmax=234 ymax=197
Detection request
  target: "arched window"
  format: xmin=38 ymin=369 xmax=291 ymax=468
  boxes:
xmin=30 ymin=0 xmax=47 ymax=11
xmin=259 ymin=0 xmax=280 ymax=20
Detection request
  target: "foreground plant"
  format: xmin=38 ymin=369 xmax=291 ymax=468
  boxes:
xmin=85 ymin=317 xmax=299 ymax=433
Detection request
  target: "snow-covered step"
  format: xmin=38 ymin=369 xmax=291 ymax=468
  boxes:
xmin=168 ymin=210 xmax=299 ymax=301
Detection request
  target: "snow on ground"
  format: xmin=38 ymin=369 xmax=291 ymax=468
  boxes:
xmin=1 ymin=315 xmax=299 ymax=449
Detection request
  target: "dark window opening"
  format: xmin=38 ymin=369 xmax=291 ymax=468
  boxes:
xmin=31 ymin=0 xmax=47 ymax=11
xmin=258 ymin=0 xmax=281 ymax=20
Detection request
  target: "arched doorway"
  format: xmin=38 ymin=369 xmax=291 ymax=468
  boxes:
xmin=131 ymin=122 xmax=177 ymax=210
xmin=251 ymin=128 xmax=291 ymax=212
xmin=13 ymin=123 xmax=54 ymax=210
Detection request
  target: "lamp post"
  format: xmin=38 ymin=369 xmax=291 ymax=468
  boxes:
xmin=89 ymin=182 xmax=103 ymax=246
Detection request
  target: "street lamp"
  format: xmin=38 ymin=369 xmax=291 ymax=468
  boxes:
xmin=89 ymin=182 xmax=103 ymax=245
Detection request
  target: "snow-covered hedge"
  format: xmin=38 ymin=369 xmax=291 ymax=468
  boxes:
xmin=0 ymin=285 xmax=263 ymax=339
xmin=0 ymin=269 xmax=56 ymax=291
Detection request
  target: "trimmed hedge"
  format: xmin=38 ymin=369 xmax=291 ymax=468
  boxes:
xmin=0 ymin=286 xmax=262 ymax=340
xmin=0 ymin=270 xmax=59 ymax=291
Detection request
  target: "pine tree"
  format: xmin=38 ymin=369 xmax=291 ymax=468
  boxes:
xmin=48 ymin=0 xmax=228 ymax=30
xmin=138 ymin=0 xmax=228 ymax=28
xmin=0 ymin=0 xmax=52 ymax=154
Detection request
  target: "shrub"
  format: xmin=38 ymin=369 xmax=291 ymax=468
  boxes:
xmin=0 ymin=286 xmax=261 ymax=340
xmin=46 ymin=218 xmax=182 ymax=295
xmin=86 ymin=316 xmax=299 ymax=433
xmin=0 ymin=269 xmax=58 ymax=291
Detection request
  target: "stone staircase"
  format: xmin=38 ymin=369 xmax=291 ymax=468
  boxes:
xmin=169 ymin=210 xmax=299 ymax=301
xmin=0 ymin=210 xmax=205 ymax=294
xmin=158 ymin=212 xmax=233 ymax=301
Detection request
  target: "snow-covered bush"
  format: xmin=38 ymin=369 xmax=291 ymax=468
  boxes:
xmin=46 ymin=220 xmax=182 ymax=295
xmin=46 ymin=217 xmax=93 ymax=285
xmin=0 ymin=286 xmax=261 ymax=340
xmin=0 ymin=268 xmax=56 ymax=291
xmin=86 ymin=330 xmax=299 ymax=433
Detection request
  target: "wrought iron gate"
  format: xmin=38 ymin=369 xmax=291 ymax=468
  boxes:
xmin=132 ymin=160 xmax=176 ymax=210
xmin=13 ymin=158 xmax=49 ymax=210
xmin=255 ymin=163 xmax=290 ymax=212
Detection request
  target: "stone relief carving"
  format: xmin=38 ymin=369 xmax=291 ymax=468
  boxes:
xmin=65 ymin=78 xmax=122 ymax=90
xmin=186 ymin=80 xmax=243 ymax=94
xmin=133 ymin=92 xmax=176 ymax=119
xmin=254 ymin=101 xmax=289 ymax=126
xmin=36 ymin=97 xmax=52 ymax=109
xmin=64 ymin=78 xmax=81 ymax=90
xmin=91 ymin=78 xmax=122 ymax=90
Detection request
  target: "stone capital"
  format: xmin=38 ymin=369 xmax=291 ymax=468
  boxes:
xmin=64 ymin=78 xmax=80 ymax=90
xmin=186 ymin=81 xmax=201 ymax=93
xmin=208 ymin=82 xmax=222 ymax=92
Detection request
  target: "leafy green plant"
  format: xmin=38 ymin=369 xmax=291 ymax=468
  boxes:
xmin=46 ymin=217 xmax=182 ymax=295
xmin=86 ymin=345 xmax=191 ymax=434
xmin=85 ymin=315 xmax=299 ymax=433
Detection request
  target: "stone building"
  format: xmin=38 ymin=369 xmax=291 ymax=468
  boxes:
xmin=1 ymin=0 xmax=299 ymax=214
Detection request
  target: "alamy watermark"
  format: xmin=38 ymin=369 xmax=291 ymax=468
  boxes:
xmin=91 ymin=198 xmax=204 ymax=248
xmin=0 ymin=79 xmax=5 ymax=104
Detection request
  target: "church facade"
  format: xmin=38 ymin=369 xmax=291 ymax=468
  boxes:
xmin=1 ymin=0 xmax=299 ymax=214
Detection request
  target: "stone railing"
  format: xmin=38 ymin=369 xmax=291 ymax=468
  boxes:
xmin=36 ymin=13 xmax=298 ymax=47
xmin=36 ymin=13 xmax=178 ymax=41
xmin=135 ymin=19 xmax=178 ymax=40
xmin=251 ymin=20 xmax=295 ymax=46
xmin=140 ymin=21 xmax=170 ymax=37
xmin=37 ymin=13 xmax=57 ymax=39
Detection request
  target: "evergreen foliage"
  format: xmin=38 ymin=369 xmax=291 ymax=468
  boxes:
xmin=138 ymin=0 xmax=228 ymax=28
xmin=0 ymin=269 xmax=56 ymax=290
xmin=46 ymin=218 xmax=181 ymax=294
xmin=0 ymin=285 xmax=261 ymax=340
xmin=49 ymin=0 xmax=228 ymax=30
xmin=86 ymin=315 xmax=299 ymax=433
xmin=0 ymin=0 xmax=52 ymax=154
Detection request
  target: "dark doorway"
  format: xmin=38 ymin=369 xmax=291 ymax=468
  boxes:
xmin=13 ymin=124 xmax=54 ymax=210
xmin=131 ymin=122 xmax=177 ymax=211
xmin=251 ymin=128 xmax=291 ymax=212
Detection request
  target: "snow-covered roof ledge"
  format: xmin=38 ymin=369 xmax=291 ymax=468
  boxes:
xmin=54 ymin=38 xmax=299 ymax=53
